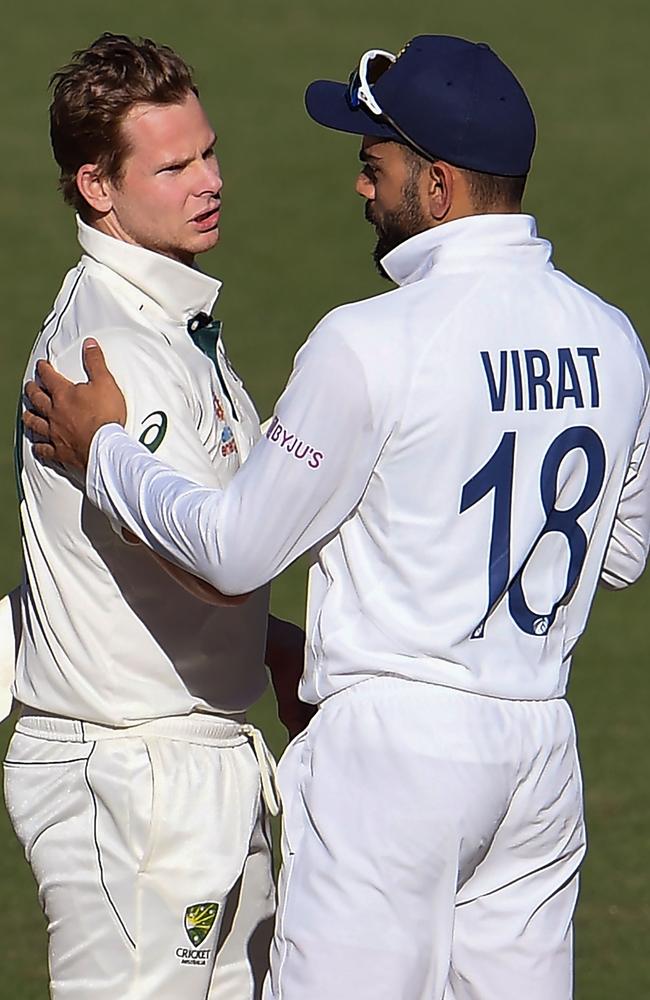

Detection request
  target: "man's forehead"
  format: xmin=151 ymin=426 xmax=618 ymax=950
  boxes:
xmin=121 ymin=95 xmax=215 ymax=147
xmin=359 ymin=136 xmax=400 ymax=161
xmin=124 ymin=100 xmax=186 ymax=130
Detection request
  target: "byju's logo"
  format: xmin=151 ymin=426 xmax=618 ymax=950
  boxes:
xmin=265 ymin=416 xmax=324 ymax=469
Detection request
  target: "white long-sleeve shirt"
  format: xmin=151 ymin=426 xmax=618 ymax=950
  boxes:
xmin=87 ymin=214 xmax=650 ymax=703
xmin=16 ymin=218 xmax=268 ymax=725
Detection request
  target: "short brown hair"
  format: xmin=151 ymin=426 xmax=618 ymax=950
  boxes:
xmin=461 ymin=169 xmax=527 ymax=211
xmin=49 ymin=32 xmax=198 ymax=218
xmin=401 ymin=143 xmax=527 ymax=212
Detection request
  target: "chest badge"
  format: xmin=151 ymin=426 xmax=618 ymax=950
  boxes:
xmin=221 ymin=424 xmax=238 ymax=457
xmin=213 ymin=394 xmax=238 ymax=456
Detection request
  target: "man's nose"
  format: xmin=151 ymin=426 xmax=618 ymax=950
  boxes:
xmin=355 ymin=172 xmax=374 ymax=199
xmin=200 ymin=156 xmax=223 ymax=194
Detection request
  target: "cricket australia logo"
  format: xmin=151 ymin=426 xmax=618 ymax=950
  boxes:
xmin=185 ymin=902 xmax=219 ymax=946
xmin=176 ymin=902 xmax=219 ymax=966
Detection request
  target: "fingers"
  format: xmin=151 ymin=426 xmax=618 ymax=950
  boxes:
xmin=81 ymin=339 xmax=128 ymax=426
xmin=23 ymin=380 xmax=54 ymax=442
xmin=22 ymin=409 xmax=50 ymax=439
xmin=82 ymin=338 xmax=110 ymax=382
xmin=24 ymin=379 xmax=52 ymax=418
xmin=33 ymin=443 xmax=57 ymax=462
xmin=34 ymin=359 xmax=74 ymax=398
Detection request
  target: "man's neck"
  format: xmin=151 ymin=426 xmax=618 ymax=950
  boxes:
xmin=430 ymin=202 xmax=523 ymax=229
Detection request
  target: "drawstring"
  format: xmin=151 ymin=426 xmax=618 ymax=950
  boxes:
xmin=241 ymin=724 xmax=281 ymax=817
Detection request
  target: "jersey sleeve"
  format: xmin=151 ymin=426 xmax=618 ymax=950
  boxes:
xmin=600 ymin=380 xmax=650 ymax=588
xmin=87 ymin=316 xmax=394 ymax=593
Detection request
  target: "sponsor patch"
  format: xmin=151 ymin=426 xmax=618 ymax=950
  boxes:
xmin=265 ymin=416 xmax=323 ymax=469
xmin=139 ymin=410 xmax=168 ymax=453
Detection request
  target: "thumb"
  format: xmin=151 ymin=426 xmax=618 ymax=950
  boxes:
xmin=82 ymin=338 xmax=111 ymax=383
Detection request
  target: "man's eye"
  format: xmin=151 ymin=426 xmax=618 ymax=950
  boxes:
xmin=362 ymin=165 xmax=377 ymax=181
xmin=203 ymin=147 xmax=216 ymax=160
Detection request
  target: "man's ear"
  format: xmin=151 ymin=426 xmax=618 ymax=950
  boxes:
xmin=76 ymin=164 xmax=114 ymax=214
xmin=426 ymin=160 xmax=454 ymax=222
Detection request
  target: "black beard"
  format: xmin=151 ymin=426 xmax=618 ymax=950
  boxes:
xmin=366 ymin=174 xmax=429 ymax=279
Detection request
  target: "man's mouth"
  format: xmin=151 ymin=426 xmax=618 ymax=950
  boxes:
xmin=191 ymin=205 xmax=221 ymax=231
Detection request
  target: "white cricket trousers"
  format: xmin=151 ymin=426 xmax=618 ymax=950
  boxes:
xmin=263 ymin=677 xmax=586 ymax=1000
xmin=4 ymin=710 xmax=277 ymax=1000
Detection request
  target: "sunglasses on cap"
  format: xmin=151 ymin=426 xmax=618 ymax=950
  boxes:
xmin=346 ymin=48 xmax=436 ymax=162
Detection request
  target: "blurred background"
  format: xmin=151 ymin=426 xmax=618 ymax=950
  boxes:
xmin=0 ymin=1 xmax=648 ymax=995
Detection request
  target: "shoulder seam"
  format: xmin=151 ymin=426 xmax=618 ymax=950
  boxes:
xmin=45 ymin=266 xmax=86 ymax=359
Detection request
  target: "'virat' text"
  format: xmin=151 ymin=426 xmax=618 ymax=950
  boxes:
xmin=480 ymin=346 xmax=601 ymax=412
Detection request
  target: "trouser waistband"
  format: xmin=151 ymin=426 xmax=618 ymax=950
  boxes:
xmin=17 ymin=707 xmax=247 ymax=744
xmin=16 ymin=708 xmax=280 ymax=816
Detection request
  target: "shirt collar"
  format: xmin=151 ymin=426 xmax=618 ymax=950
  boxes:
xmin=76 ymin=216 xmax=222 ymax=324
xmin=381 ymin=214 xmax=553 ymax=287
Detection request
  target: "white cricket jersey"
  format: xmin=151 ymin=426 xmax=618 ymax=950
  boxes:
xmin=15 ymin=218 xmax=268 ymax=725
xmin=87 ymin=215 xmax=650 ymax=702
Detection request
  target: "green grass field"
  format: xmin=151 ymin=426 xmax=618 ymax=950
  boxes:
xmin=1 ymin=1 xmax=649 ymax=995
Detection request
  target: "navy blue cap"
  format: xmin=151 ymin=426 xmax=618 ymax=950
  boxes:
xmin=305 ymin=35 xmax=536 ymax=176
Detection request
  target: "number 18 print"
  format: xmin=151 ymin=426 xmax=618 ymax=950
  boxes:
xmin=460 ymin=426 xmax=606 ymax=638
